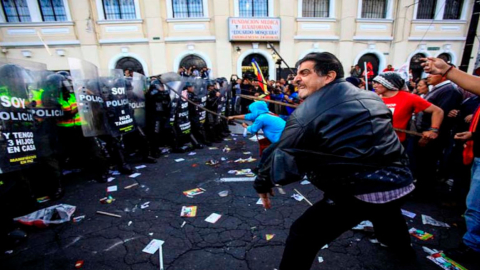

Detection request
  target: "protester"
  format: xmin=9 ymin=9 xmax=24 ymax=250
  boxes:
xmin=254 ymin=52 xmax=415 ymax=269
xmin=372 ymin=72 xmax=444 ymax=143
xmin=228 ymin=101 xmax=286 ymax=144
xmin=383 ymin=64 xmax=394 ymax=72
xmin=423 ymin=57 xmax=480 ymax=263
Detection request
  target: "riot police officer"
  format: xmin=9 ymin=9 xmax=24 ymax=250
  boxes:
xmin=186 ymin=82 xmax=211 ymax=146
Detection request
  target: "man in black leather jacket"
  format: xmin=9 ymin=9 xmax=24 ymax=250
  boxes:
xmin=254 ymin=52 xmax=415 ymax=269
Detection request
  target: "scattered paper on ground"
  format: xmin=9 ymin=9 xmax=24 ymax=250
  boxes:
xmin=107 ymin=177 xmax=115 ymax=182
xmin=318 ymin=256 xmax=324 ymax=263
xmin=422 ymin=214 xmax=450 ymax=228
xmin=107 ymin=186 xmax=117 ymax=192
xmin=218 ymin=191 xmax=229 ymax=197
xmin=141 ymin=202 xmax=150 ymax=209
xmin=188 ymin=152 xmax=196 ymax=156
xmin=266 ymin=234 xmax=275 ymax=241
xmin=208 ymin=147 xmax=219 ymax=150
xmin=175 ymin=158 xmax=185 ymax=162
xmin=228 ymin=169 xmax=255 ymax=176
xmin=183 ymin=188 xmax=206 ymax=197
xmin=401 ymin=209 xmax=416 ymax=219
xmin=256 ymin=198 xmax=263 ymax=205
xmin=234 ymin=157 xmax=257 ymax=163
xmin=409 ymin=227 xmax=434 ymax=240
xmin=135 ymin=165 xmax=146 ymax=169
xmin=291 ymin=194 xmax=304 ymax=202
xmin=249 ymin=135 xmax=264 ymax=142
xmin=352 ymin=220 xmax=374 ymax=232
xmin=300 ymin=180 xmax=311 ymax=185
xmin=129 ymin=173 xmax=141 ymax=178
xmin=180 ymin=206 xmax=197 ymax=217
xmin=205 ymin=213 xmax=222 ymax=223
xmin=142 ymin=239 xmax=165 ymax=254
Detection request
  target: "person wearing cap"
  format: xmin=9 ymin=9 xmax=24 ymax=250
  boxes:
xmin=372 ymin=72 xmax=444 ymax=144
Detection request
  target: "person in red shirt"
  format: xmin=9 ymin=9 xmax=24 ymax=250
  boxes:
xmin=383 ymin=64 xmax=395 ymax=72
xmin=372 ymin=72 xmax=444 ymax=143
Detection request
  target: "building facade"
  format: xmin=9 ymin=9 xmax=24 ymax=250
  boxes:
xmin=0 ymin=0 xmax=477 ymax=80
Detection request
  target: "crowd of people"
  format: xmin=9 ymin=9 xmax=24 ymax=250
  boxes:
xmin=1 ymin=55 xmax=479 ymax=269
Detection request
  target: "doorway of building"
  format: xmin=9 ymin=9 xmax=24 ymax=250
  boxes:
xmin=409 ymin=53 xmax=426 ymax=82
xmin=241 ymin=53 xmax=269 ymax=80
xmin=115 ymin=57 xmax=144 ymax=75
xmin=357 ymin=53 xmax=380 ymax=81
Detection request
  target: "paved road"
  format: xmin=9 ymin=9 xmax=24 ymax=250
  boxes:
xmin=0 ymin=131 xmax=473 ymax=270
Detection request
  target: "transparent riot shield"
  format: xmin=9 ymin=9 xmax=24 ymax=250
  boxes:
xmin=130 ymin=72 xmax=147 ymax=128
xmin=68 ymin=58 xmax=109 ymax=137
xmin=192 ymin=78 xmax=208 ymax=124
xmin=0 ymin=62 xmax=38 ymax=173
xmin=217 ymin=79 xmax=228 ymax=119
xmin=27 ymin=70 xmax=64 ymax=159
xmin=162 ymin=78 xmax=191 ymax=137
xmin=98 ymin=69 xmax=135 ymax=136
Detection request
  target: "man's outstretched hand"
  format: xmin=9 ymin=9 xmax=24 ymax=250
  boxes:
xmin=258 ymin=189 xmax=275 ymax=209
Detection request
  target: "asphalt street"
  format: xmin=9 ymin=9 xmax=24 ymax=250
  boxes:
xmin=0 ymin=128 xmax=475 ymax=270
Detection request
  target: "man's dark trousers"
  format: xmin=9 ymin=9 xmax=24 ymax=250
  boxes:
xmin=279 ymin=195 xmax=412 ymax=269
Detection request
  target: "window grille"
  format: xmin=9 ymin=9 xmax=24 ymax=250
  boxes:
xmin=361 ymin=0 xmax=387 ymax=19
xmin=102 ymin=0 xmax=136 ymax=20
xmin=443 ymin=0 xmax=463 ymax=20
xmin=1 ymin=0 xmax=31 ymax=22
xmin=239 ymin=0 xmax=268 ymax=17
xmin=172 ymin=0 xmax=204 ymax=18
xmin=302 ymin=0 xmax=329 ymax=18
xmin=38 ymin=0 xmax=67 ymax=21
xmin=416 ymin=0 xmax=436 ymax=19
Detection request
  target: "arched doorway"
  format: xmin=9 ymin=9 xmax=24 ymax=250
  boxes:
xmin=409 ymin=53 xmax=426 ymax=82
xmin=115 ymin=57 xmax=145 ymax=75
xmin=179 ymin=55 xmax=207 ymax=70
xmin=438 ymin=53 xmax=452 ymax=64
xmin=241 ymin=53 xmax=269 ymax=80
xmin=357 ymin=53 xmax=379 ymax=81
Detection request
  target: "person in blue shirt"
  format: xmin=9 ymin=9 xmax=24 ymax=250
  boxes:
xmin=228 ymin=101 xmax=286 ymax=144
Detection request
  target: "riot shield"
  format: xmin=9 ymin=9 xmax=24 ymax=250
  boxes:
xmin=98 ymin=69 xmax=135 ymax=136
xmin=217 ymin=79 xmax=229 ymax=118
xmin=0 ymin=62 xmax=38 ymax=173
xmin=163 ymin=80 xmax=191 ymax=136
xmin=192 ymin=78 xmax=207 ymax=124
xmin=28 ymin=70 xmax=64 ymax=159
xmin=68 ymin=58 xmax=109 ymax=137
xmin=130 ymin=72 xmax=147 ymax=128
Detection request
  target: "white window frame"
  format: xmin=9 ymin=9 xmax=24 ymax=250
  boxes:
xmin=357 ymin=0 xmax=394 ymax=20
xmin=297 ymin=0 xmax=335 ymax=19
xmin=166 ymin=0 xmax=209 ymax=20
xmin=413 ymin=0 xmax=470 ymax=21
xmin=0 ymin=0 xmax=72 ymax=23
xmin=234 ymin=0 xmax=274 ymax=17
xmin=96 ymin=0 xmax=141 ymax=21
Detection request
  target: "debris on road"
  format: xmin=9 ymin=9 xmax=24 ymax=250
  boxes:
xmin=96 ymin=211 xmax=121 ymax=218
xmin=73 ymin=215 xmax=85 ymax=223
xmin=205 ymin=213 xmax=221 ymax=224
xmin=256 ymin=198 xmax=263 ymax=205
xmin=234 ymin=157 xmax=257 ymax=163
xmin=135 ymin=165 xmax=147 ymax=169
xmin=107 ymin=177 xmax=115 ymax=182
xmin=218 ymin=190 xmax=229 ymax=197
xmin=181 ymin=221 xmax=186 ymax=228
xmin=141 ymin=202 xmax=150 ymax=209
xmin=223 ymin=145 xmax=231 ymax=153
xmin=36 ymin=196 xmax=50 ymax=203
xmin=422 ymin=246 xmax=467 ymax=270
xmin=409 ymin=228 xmax=433 ymax=240
xmin=107 ymin=185 xmax=117 ymax=192
xmin=291 ymin=194 xmax=304 ymax=202
xmin=300 ymin=180 xmax=311 ymax=185
xmin=74 ymin=260 xmax=84 ymax=269
xmin=124 ymin=183 xmax=139 ymax=189
xmin=175 ymin=158 xmax=185 ymax=162
xmin=318 ymin=256 xmax=324 ymax=263
xmin=294 ymin=189 xmax=313 ymax=206
xmin=180 ymin=206 xmax=197 ymax=217
xmin=266 ymin=234 xmax=275 ymax=241
xmin=422 ymin=215 xmax=450 ymax=228
xmin=401 ymin=209 xmax=417 ymax=219
xmin=129 ymin=173 xmax=141 ymax=178
xmin=14 ymin=204 xmax=76 ymax=227
xmin=352 ymin=221 xmax=374 ymax=232
xmin=183 ymin=188 xmax=206 ymax=197
xmin=188 ymin=152 xmax=196 ymax=156
xmin=228 ymin=169 xmax=255 ymax=176
xmin=206 ymin=159 xmax=219 ymax=166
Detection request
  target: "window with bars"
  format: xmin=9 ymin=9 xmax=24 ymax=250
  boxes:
xmin=1 ymin=0 xmax=31 ymax=22
xmin=239 ymin=0 xmax=268 ymax=17
xmin=443 ymin=0 xmax=463 ymax=19
xmin=172 ymin=0 xmax=204 ymax=18
xmin=38 ymin=0 xmax=67 ymax=21
xmin=361 ymin=0 xmax=387 ymax=19
xmin=102 ymin=0 xmax=136 ymax=20
xmin=416 ymin=0 xmax=437 ymax=19
xmin=302 ymin=0 xmax=329 ymax=17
